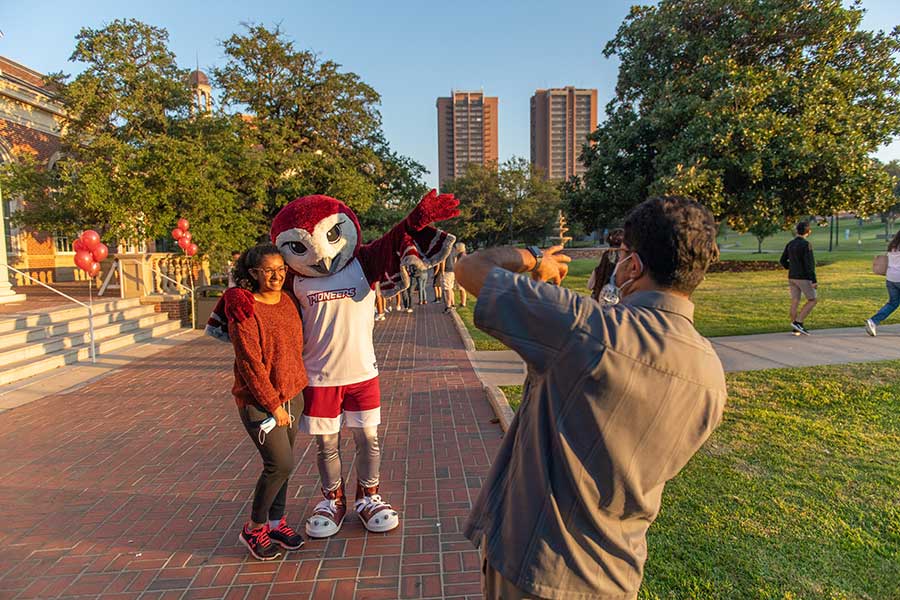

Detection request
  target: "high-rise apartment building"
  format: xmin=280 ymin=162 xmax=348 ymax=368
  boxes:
xmin=436 ymin=91 xmax=498 ymax=188
xmin=530 ymin=87 xmax=598 ymax=180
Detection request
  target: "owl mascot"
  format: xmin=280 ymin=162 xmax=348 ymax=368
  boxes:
xmin=207 ymin=190 xmax=458 ymax=538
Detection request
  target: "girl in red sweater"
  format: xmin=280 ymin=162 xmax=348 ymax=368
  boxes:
xmin=230 ymin=244 xmax=308 ymax=560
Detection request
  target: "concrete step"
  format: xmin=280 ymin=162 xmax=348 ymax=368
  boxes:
xmin=0 ymin=313 xmax=172 ymax=365
xmin=0 ymin=304 xmax=160 ymax=348
xmin=0 ymin=298 xmax=144 ymax=334
xmin=0 ymin=319 xmax=186 ymax=386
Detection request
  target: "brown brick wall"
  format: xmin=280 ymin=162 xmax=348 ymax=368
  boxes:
xmin=156 ymin=298 xmax=192 ymax=326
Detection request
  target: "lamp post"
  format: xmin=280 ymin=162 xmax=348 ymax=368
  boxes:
xmin=508 ymin=204 xmax=513 ymax=245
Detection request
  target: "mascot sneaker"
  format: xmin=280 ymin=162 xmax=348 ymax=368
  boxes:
xmin=305 ymin=484 xmax=346 ymax=538
xmin=354 ymin=484 xmax=399 ymax=533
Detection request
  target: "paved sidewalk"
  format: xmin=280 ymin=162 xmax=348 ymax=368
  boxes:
xmin=0 ymin=304 xmax=500 ymax=599
xmin=470 ymin=324 xmax=900 ymax=386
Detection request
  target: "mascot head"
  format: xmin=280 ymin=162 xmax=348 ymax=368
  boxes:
xmin=270 ymin=195 xmax=362 ymax=278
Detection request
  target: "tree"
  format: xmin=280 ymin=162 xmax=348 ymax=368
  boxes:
xmin=213 ymin=23 xmax=418 ymax=221
xmin=881 ymin=160 xmax=900 ymax=235
xmin=442 ymin=158 xmax=562 ymax=247
xmin=569 ymin=0 xmax=900 ymax=234
xmin=1 ymin=19 xmax=265 ymax=268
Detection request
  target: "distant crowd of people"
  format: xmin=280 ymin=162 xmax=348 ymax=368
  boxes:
xmin=374 ymin=241 xmax=468 ymax=320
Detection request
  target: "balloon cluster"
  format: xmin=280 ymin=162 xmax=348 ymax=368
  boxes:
xmin=73 ymin=230 xmax=108 ymax=278
xmin=171 ymin=218 xmax=199 ymax=257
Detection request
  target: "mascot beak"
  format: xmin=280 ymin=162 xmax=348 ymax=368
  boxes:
xmin=312 ymin=256 xmax=334 ymax=275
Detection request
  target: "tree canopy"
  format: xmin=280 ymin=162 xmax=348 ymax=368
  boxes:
xmin=441 ymin=158 xmax=562 ymax=248
xmin=568 ymin=0 xmax=900 ymax=234
xmin=2 ymin=20 xmax=429 ymax=268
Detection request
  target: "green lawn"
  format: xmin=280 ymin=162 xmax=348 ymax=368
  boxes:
xmin=500 ymin=361 xmax=900 ymax=599
xmin=461 ymin=251 xmax=895 ymax=346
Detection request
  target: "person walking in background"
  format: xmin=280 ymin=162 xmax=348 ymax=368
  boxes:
xmin=374 ymin=281 xmax=386 ymax=322
xmin=230 ymin=244 xmax=308 ymax=561
xmin=442 ymin=241 xmax=465 ymax=313
xmin=227 ymin=250 xmax=242 ymax=288
xmin=455 ymin=243 xmax=468 ymax=307
xmin=409 ymin=260 xmax=429 ymax=305
xmin=455 ymin=196 xmax=726 ymax=599
xmin=587 ymin=228 xmax=624 ymax=302
xmin=399 ymin=265 xmax=414 ymax=313
xmin=866 ymin=230 xmax=900 ymax=336
xmin=432 ymin=260 xmax=444 ymax=303
xmin=780 ymin=221 xmax=818 ymax=335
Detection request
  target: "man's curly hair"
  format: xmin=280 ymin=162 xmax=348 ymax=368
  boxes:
xmin=623 ymin=196 xmax=719 ymax=294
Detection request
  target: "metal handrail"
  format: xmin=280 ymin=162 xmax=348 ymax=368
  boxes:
xmin=1 ymin=263 xmax=88 ymax=308
xmin=1 ymin=262 xmax=96 ymax=362
xmin=153 ymin=268 xmax=195 ymax=329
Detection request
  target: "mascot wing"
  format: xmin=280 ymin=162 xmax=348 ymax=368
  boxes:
xmin=358 ymin=190 xmax=458 ymax=298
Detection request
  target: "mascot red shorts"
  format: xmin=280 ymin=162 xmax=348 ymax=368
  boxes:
xmin=299 ymin=376 xmax=381 ymax=435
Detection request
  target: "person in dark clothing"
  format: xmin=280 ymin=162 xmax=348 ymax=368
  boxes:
xmin=780 ymin=221 xmax=818 ymax=335
xmin=587 ymin=228 xmax=624 ymax=302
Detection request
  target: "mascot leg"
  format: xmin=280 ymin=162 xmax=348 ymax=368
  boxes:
xmin=301 ymin=387 xmax=347 ymax=539
xmin=342 ymin=377 xmax=400 ymax=534
xmin=351 ymin=427 xmax=398 ymax=533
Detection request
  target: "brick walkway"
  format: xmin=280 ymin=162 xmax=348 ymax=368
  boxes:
xmin=0 ymin=303 xmax=501 ymax=599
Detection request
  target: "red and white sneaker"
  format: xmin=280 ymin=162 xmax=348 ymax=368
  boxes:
xmin=354 ymin=484 xmax=399 ymax=533
xmin=305 ymin=484 xmax=346 ymax=538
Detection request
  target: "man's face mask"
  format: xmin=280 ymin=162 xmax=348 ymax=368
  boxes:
xmin=599 ymin=251 xmax=643 ymax=305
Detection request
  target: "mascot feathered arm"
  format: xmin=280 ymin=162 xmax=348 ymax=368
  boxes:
xmin=359 ymin=189 xmax=459 ymax=297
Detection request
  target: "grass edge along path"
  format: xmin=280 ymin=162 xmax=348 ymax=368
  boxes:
xmin=502 ymin=361 xmax=900 ymax=599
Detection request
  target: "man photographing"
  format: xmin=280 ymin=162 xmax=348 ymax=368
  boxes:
xmin=456 ymin=196 xmax=727 ymax=600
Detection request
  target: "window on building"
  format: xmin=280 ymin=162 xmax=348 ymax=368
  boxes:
xmin=54 ymin=233 xmax=74 ymax=254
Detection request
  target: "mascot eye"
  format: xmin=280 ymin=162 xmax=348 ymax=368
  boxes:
xmin=326 ymin=224 xmax=341 ymax=243
xmin=287 ymin=241 xmax=308 ymax=255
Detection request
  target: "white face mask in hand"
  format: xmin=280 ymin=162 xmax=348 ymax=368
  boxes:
xmin=599 ymin=252 xmax=643 ymax=305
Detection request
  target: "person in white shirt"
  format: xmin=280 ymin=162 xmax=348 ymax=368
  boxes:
xmin=866 ymin=230 xmax=900 ymax=336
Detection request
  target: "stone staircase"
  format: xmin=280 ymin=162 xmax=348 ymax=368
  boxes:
xmin=0 ymin=297 xmax=186 ymax=386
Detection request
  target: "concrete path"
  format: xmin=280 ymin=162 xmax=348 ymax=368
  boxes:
xmin=470 ymin=324 xmax=900 ymax=386
xmin=0 ymin=303 xmax=498 ymax=599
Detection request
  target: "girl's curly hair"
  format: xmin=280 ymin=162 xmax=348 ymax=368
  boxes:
xmin=232 ymin=243 xmax=282 ymax=292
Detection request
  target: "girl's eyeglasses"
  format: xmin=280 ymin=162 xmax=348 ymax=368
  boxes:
xmin=252 ymin=266 xmax=287 ymax=277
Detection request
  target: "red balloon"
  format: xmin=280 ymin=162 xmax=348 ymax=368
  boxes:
xmin=178 ymin=237 xmax=190 ymax=249
xmin=177 ymin=218 xmax=190 ymax=231
xmin=182 ymin=231 xmax=192 ymax=242
xmin=171 ymin=228 xmax=185 ymax=240
xmin=72 ymin=239 xmax=86 ymax=252
xmin=91 ymin=243 xmax=109 ymax=262
xmin=74 ymin=250 xmax=93 ymax=271
xmin=87 ymin=262 xmax=101 ymax=277
xmin=186 ymin=243 xmax=199 ymax=257
xmin=81 ymin=230 xmax=101 ymax=250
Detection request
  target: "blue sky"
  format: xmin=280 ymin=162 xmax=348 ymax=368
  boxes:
xmin=2 ymin=0 xmax=899 ymax=189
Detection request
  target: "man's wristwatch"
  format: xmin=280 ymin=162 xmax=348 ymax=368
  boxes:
xmin=526 ymin=246 xmax=543 ymax=272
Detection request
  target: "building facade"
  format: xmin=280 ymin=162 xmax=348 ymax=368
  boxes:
xmin=436 ymin=90 xmax=498 ymax=188
xmin=0 ymin=59 xmax=214 ymax=287
xmin=0 ymin=56 xmax=67 ymax=288
xmin=530 ymin=87 xmax=598 ymax=180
